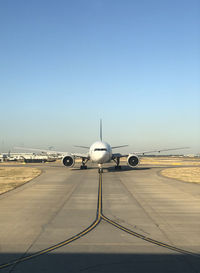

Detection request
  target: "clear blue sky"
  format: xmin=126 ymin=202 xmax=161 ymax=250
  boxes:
xmin=0 ymin=0 xmax=199 ymax=154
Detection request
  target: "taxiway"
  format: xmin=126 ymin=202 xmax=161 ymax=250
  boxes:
xmin=0 ymin=163 xmax=200 ymax=272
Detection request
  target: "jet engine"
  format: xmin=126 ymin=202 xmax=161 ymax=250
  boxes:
xmin=62 ymin=155 xmax=75 ymax=167
xmin=127 ymin=154 xmax=139 ymax=167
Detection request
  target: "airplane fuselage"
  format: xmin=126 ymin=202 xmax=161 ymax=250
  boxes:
xmin=89 ymin=141 xmax=112 ymax=164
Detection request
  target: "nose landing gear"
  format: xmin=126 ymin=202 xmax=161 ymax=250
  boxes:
xmin=98 ymin=164 xmax=103 ymax=173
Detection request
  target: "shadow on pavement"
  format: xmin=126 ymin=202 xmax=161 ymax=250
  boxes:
xmin=107 ymin=166 xmax=151 ymax=172
xmin=0 ymin=252 xmax=200 ymax=273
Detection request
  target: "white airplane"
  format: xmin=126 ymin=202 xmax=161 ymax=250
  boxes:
xmin=15 ymin=120 xmax=189 ymax=173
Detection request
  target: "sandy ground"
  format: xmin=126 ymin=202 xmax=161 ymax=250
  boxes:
xmin=0 ymin=167 xmax=41 ymax=194
xmin=140 ymin=157 xmax=200 ymax=166
xmin=161 ymin=167 xmax=200 ymax=183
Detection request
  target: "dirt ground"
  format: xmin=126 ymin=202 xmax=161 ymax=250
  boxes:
xmin=161 ymin=167 xmax=200 ymax=183
xmin=140 ymin=156 xmax=200 ymax=166
xmin=0 ymin=167 xmax=41 ymax=194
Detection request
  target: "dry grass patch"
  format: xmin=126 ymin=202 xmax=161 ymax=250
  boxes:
xmin=161 ymin=167 xmax=200 ymax=183
xmin=140 ymin=157 xmax=200 ymax=166
xmin=0 ymin=167 xmax=41 ymax=194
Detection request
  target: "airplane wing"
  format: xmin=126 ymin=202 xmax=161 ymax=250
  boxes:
xmin=71 ymin=153 xmax=89 ymax=159
xmin=134 ymin=147 xmax=190 ymax=155
xmin=14 ymin=147 xmax=90 ymax=159
xmin=112 ymin=147 xmax=189 ymax=159
xmin=112 ymin=153 xmax=128 ymax=159
xmin=14 ymin=146 xmax=65 ymax=155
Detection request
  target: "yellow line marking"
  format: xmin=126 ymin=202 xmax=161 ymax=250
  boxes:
xmin=0 ymin=174 xmax=103 ymax=270
xmin=101 ymin=215 xmax=199 ymax=257
xmin=0 ymin=219 xmax=101 ymax=269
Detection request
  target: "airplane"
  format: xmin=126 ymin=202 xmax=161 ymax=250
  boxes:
xmin=15 ymin=120 xmax=189 ymax=173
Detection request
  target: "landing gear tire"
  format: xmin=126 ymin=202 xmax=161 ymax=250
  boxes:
xmin=98 ymin=168 xmax=103 ymax=174
xmin=115 ymin=165 xmax=121 ymax=170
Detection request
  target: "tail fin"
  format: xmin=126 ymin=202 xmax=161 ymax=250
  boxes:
xmin=100 ymin=119 xmax=102 ymax=141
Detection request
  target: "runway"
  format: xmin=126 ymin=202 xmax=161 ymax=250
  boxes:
xmin=0 ymin=163 xmax=200 ymax=272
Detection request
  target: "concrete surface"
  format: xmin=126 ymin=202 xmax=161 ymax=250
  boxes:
xmin=0 ymin=162 xmax=200 ymax=272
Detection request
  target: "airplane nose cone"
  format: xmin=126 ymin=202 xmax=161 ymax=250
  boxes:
xmin=98 ymin=154 xmax=105 ymax=163
xmin=92 ymin=151 xmax=108 ymax=163
xmin=97 ymin=152 xmax=108 ymax=163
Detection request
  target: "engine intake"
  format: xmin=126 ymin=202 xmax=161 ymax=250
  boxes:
xmin=127 ymin=154 xmax=139 ymax=167
xmin=62 ymin=155 xmax=75 ymax=167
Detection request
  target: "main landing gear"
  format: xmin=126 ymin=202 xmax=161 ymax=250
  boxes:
xmin=80 ymin=158 xmax=88 ymax=170
xmin=114 ymin=157 xmax=121 ymax=170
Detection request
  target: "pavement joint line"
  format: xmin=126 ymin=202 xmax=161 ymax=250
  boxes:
xmin=0 ymin=172 xmax=199 ymax=270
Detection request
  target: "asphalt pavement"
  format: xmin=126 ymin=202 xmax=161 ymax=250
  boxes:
xmin=0 ymin=162 xmax=200 ymax=272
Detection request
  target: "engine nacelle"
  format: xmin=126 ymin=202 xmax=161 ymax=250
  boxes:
xmin=127 ymin=154 xmax=139 ymax=167
xmin=62 ymin=155 xmax=75 ymax=167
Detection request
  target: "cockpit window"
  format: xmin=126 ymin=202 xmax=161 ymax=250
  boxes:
xmin=94 ymin=148 xmax=107 ymax=151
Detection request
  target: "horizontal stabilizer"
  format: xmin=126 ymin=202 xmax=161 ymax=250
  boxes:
xmin=74 ymin=145 xmax=90 ymax=149
xmin=111 ymin=145 xmax=129 ymax=149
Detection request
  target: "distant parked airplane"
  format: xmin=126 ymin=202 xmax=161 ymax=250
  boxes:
xmin=15 ymin=120 xmax=189 ymax=173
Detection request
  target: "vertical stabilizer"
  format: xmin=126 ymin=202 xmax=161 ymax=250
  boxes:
xmin=100 ymin=119 xmax=102 ymax=141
